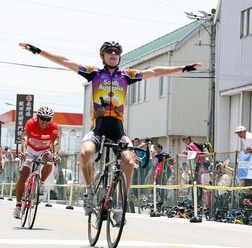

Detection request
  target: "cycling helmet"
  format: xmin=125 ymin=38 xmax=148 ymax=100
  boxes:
xmin=99 ymin=41 xmax=123 ymax=58
xmin=37 ymin=106 xmax=54 ymax=118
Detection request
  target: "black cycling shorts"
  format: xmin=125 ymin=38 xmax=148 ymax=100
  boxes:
xmin=82 ymin=117 xmax=132 ymax=151
xmin=93 ymin=117 xmax=126 ymax=143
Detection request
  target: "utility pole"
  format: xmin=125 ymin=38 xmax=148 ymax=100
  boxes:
xmin=185 ymin=9 xmax=216 ymax=149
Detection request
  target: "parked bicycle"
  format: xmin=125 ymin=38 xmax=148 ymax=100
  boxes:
xmin=20 ymin=158 xmax=55 ymax=229
xmin=140 ymin=191 xmax=164 ymax=215
xmin=88 ymin=135 xmax=149 ymax=248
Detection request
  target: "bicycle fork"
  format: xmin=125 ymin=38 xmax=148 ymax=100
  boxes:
xmin=103 ymin=169 xmax=122 ymax=212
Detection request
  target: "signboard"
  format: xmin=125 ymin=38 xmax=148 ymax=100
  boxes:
xmin=237 ymin=151 xmax=252 ymax=179
xmin=14 ymin=94 xmax=34 ymax=144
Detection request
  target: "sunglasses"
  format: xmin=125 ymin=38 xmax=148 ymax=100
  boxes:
xmin=104 ymin=48 xmax=121 ymax=55
xmin=39 ymin=116 xmax=52 ymax=122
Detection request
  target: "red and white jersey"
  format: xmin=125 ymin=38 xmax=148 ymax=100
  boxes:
xmin=24 ymin=118 xmax=59 ymax=151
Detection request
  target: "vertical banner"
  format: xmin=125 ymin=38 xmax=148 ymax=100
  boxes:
xmin=237 ymin=151 xmax=252 ymax=179
xmin=15 ymin=94 xmax=34 ymax=144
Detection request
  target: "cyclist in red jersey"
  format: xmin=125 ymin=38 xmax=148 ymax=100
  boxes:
xmin=13 ymin=106 xmax=61 ymax=219
xmin=19 ymin=41 xmax=202 ymax=224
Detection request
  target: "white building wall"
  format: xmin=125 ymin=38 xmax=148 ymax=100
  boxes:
xmin=124 ymin=28 xmax=210 ymax=154
xmin=215 ymin=0 xmax=252 ymax=152
xmin=169 ymin=32 xmax=210 ymax=137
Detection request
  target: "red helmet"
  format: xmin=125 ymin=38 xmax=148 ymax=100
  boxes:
xmin=99 ymin=41 xmax=123 ymax=58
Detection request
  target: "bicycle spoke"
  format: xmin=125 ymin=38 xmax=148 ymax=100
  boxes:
xmin=88 ymin=173 xmax=104 ymax=246
xmin=20 ymin=193 xmax=29 ymax=227
xmin=27 ymin=179 xmax=40 ymax=229
xmin=106 ymin=172 xmax=127 ymax=248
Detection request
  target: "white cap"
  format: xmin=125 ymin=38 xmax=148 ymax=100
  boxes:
xmin=235 ymin=125 xmax=246 ymax=133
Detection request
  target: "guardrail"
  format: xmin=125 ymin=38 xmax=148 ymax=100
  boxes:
xmin=1 ymin=150 xmax=252 ymax=223
xmin=1 ymin=180 xmax=252 ymax=221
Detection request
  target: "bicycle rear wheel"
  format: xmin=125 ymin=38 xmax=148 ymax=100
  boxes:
xmin=88 ymin=173 xmax=104 ymax=246
xmin=27 ymin=178 xmax=40 ymax=229
xmin=106 ymin=172 xmax=127 ymax=248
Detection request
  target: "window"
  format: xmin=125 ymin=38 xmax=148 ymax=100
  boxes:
xmin=241 ymin=8 xmax=252 ymax=38
xmin=129 ymin=79 xmax=150 ymax=104
xmin=159 ymin=77 xmax=165 ymax=97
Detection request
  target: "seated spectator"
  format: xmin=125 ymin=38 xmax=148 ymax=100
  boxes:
xmin=215 ymin=160 xmax=232 ymax=210
xmin=242 ymin=190 xmax=252 ymax=208
xmin=179 ymin=162 xmax=192 ymax=203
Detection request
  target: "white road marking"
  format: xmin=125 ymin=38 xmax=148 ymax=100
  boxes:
xmin=0 ymin=239 xmax=240 ymax=247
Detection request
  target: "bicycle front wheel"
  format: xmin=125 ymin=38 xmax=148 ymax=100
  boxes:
xmin=88 ymin=173 xmax=104 ymax=246
xmin=27 ymin=178 xmax=40 ymax=229
xmin=106 ymin=172 xmax=127 ymax=248
xmin=20 ymin=194 xmax=29 ymax=227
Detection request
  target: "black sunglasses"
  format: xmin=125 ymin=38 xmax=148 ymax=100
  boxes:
xmin=39 ymin=116 xmax=52 ymax=122
xmin=104 ymin=48 xmax=121 ymax=55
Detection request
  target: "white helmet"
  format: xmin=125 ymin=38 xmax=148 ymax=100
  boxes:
xmin=37 ymin=106 xmax=54 ymax=118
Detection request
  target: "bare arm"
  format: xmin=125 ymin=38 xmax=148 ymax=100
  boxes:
xmin=19 ymin=43 xmax=80 ymax=73
xmin=52 ymin=137 xmax=60 ymax=155
xmin=20 ymin=131 xmax=29 ymax=160
xmin=51 ymin=137 xmax=61 ymax=164
xmin=141 ymin=63 xmax=202 ymax=79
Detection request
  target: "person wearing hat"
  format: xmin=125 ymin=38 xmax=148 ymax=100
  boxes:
xmin=235 ymin=126 xmax=252 ymax=154
xmin=235 ymin=126 xmax=252 ymax=187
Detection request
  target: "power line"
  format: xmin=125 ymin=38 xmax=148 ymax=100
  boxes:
xmin=0 ymin=60 xmax=68 ymax=70
xmin=17 ymin=0 xmax=185 ymax=26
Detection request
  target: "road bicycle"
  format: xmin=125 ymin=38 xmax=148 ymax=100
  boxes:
xmin=88 ymin=136 xmax=149 ymax=248
xmin=20 ymin=158 xmax=54 ymax=229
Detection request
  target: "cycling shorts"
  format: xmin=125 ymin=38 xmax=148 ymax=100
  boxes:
xmin=82 ymin=117 xmax=132 ymax=151
xmin=22 ymin=146 xmax=53 ymax=170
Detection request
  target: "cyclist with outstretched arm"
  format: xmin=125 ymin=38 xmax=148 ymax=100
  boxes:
xmin=13 ymin=106 xmax=61 ymax=219
xmin=19 ymin=42 xmax=202 ymax=225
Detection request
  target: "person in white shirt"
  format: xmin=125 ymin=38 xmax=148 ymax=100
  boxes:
xmin=235 ymin=125 xmax=252 ymax=187
xmin=235 ymin=126 xmax=252 ymax=154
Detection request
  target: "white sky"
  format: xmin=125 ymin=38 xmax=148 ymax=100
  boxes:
xmin=0 ymin=0 xmax=218 ymax=115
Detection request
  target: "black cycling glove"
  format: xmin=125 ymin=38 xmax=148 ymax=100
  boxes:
xmin=25 ymin=44 xmax=41 ymax=54
xmin=182 ymin=64 xmax=196 ymax=72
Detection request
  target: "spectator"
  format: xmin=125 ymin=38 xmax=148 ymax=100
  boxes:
xmin=182 ymin=136 xmax=209 ymax=183
xmin=215 ymin=161 xmax=232 ymax=208
xmin=179 ymin=162 xmax=192 ymax=203
xmin=143 ymin=138 xmax=155 ymax=184
xmin=132 ymin=138 xmax=144 ymax=197
xmin=235 ymin=126 xmax=252 ymax=186
xmin=235 ymin=126 xmax=252 ymax=154
xmin=243 ymin=192 xmax=252 ymax=207
xmin=153 ymin=144 xmax=170 ymax=184
xmin=132 ymin=138 xmax=145 ymax=168
xmin=182 ymin=136 xmax=210 ymax=207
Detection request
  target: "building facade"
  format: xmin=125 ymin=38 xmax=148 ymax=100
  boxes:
xmin=83 ymin=21 xmax=212 ymax=155
xmin=215 ymin=0 xmax=252 ymax=152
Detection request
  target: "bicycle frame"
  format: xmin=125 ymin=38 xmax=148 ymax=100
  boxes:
xmin=20 ymin=159 xmax=53 ymax=229
xmin=88 ymin=135 xmax=150 ymax=248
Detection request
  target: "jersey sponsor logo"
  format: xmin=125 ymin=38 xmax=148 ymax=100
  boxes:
xmin=41 ymin=134 xmax=50 ymax=139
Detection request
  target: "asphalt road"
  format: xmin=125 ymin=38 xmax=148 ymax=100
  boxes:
xmin=0 ymin=198 xmax=251 ymax=248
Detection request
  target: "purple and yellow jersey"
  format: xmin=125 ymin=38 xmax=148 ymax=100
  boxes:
xmin=78 ymin=65 xmax=142 ymax=122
